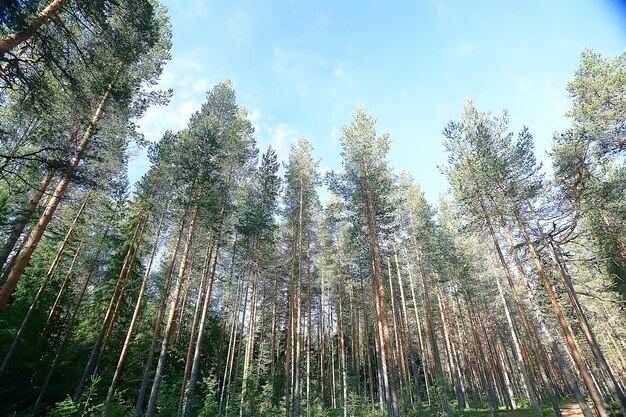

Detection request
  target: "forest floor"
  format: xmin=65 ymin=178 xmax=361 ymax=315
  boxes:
xmin=441 ymin=400 xmax=614 ymax=417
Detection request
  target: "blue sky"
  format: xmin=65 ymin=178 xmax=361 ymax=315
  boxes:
xmin=131 ymin=0 xmax=626 ymax=205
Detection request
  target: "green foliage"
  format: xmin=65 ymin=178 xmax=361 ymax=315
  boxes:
xmin=48 ymin=376 xmax=103 ymax=417
xmin=566 ymin=48 xmax=626 ymax=154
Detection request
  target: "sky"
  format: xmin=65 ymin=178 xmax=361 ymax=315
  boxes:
xmin=130 ymin=0 xmax=626 ymax=205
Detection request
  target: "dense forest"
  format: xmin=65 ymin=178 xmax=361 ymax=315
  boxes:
xmin=0 ymin=1 xmax=625 ymax=417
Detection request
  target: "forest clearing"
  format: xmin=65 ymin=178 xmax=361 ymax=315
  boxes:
xmin=0 ymin=1 xmax=625 ymax=417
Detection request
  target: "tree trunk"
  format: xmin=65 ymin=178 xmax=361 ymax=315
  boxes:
xmin=0 ymin=0 xmax=66 ymax=54
xmin=106 ymin=204 xmax=167 ymax=403
xmin=320 ymin=273 xmax=326 ymax=406
xmin=177 ymin=238 xmax=212 ymax=416
xmin=217 ymin=234 xmax=238 ymax=391
xmin=404 ymin=249 xmax=432 ymax=407
xmin=533 ymin=207 xmax=626 ymax=415
xmin=74 ymin=213 xmax=146 ymax=399
xmin=34 ymin=233 xmax=106 ymax=409
xmin=364 ymin=175 xmax=399 ymax=417
xmin=306 ymin=235 xmax=312 ymax=417
xmin=145 ymin=205 xmax=198 ymax=417
xmin=240 ymin=264 xmax=259 ymax=417
xmin=336 ymin=243 xmax=348 ymax=417
xmin=415 ymin=252 xmax=451 ymax=416
xmin=487 ymin=209 xmax=562 ymax=417
xmin=0 ymin=85 xmax=112 ymax=309
xmin=330 ymin=299 xmax=337 ymax=409
xmin=435 ymin=282 xmax=465 ymax=411
xmin=0 ymin=192 xmax=87 ymax=376
xmin=0 ymin=171 xmax=54 ymax=271
xmin=134 ymin=215 xmax=186 ymax=417
xmin=511 ymin=205 xmax=609 ymax=417
xmin=218 ymin=278 xmax=245 ymax=417
xmin=501 ymin=216 xmax=594 ymax=417
xmin=42 ymin=232 xmax=82 ymax=335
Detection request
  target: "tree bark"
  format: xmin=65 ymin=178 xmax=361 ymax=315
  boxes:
xmin=74 ymin=213 xmax=146 ymax=399
xmin=306 ymin=235 xmax=312 ymax=417
xmin=486 ymin=208 xmax=562 ymax=417
xmin=500 ymin=219 xmax=594 ymax=417
xmin=177 ymin=238 xmax=212 ymax=416
xmin=106 ymin=204 xmax=167 ymax=403
xmin=145 ymin=205 xmax=198 ymax=417
xmin=183 ymin=232 xmax=221 ymax=417
xmin=364 ymin=173 xmax=399 ymax=417
xmin=0 ymin=0 xmax=66 ymax=54
xmin=532 ymin=207 xmax=626 ymax=415
xmin=239 ymin=264 xmax=259 ymax=417
xmin=0 ymin=191 xmax=87 ymax=376
xmin=0 ymin=171 xmax=54 ymax=271
xmin=0 ymin=85 xmax=112 ymax=309
xmin=34 ymin=232 xmax=107 ymax=409
xmin=511 ymin=205 xmax=609 ymax=417
xmin=134 ymin=215 xmax=186 ymax=417
xmin=335 ymin=243 xmax=348 ymax=417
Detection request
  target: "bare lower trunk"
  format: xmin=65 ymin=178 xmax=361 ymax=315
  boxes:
xmin=306 ymin=237 xmax=312 ymax=417
xmin=183 ymin=235 xmax=222 ymax=417
xmin=336 ymin=246 xmax=348 ymax=417
xmin=34 ymin=234 xmax=106 ymax=409
xmin=415 ymin=254 xmax=450 ymax=416
xmin=107 ymin=205 xmax=167 ymax=403
xmin=535 ymin=208 xmax=626 ymax=415
xmin=42 ymin=235 xmax=82 ymax=335
xmin=74 ymin=214 xmax=145 ymax=398
xmin=0 ymin=193 xmax=87 ymax=376
xmin=488 ymin=209 xmax=562 ymax=417
xmin=134 ymin=216 xmax=186 ymax=417
xmin=218 ymin=280 xmax=246 ymax=417
xmin=145 ymin=205 xmax=198 ymax=417
xmin=512 ymin=206 xmax=609 ymax=417
xmin=405 ymin=250 xmax=432 ymax=407
xmin=240 ymin=265 xmax=259 ymax=417
xmin=177 ymin=241 xmax=212 ymax=416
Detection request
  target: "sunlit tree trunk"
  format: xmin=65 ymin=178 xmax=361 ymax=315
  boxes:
xmin=529 ymin=206 xmax=626 ymax=415
xmin=306 ymin=236 xmax=312 ymax=417
xmin=0 ymin=86 xmax=112 ymax=309
xmin=240 ymin=262 xmax=260 ymax=417
xmin=145 ymin=205 xmax=198 ymax=417
xmin=500 ymin=218 xmax=594 ymax=417
xmin=34 ymin=233 xmax=107 ymax=409
xmin=177 ymin=240 xmax=212 ymax=415
xmin=404 ymin=250 xmax=432 ymax=407
xmin=74 ymin=213 xmax=146 ymax=399
xmin=0 ymin=171 xmax=55 ymax=271
xmin=107 ymin=205 xmax=167 ymax=403
xmin=510 ymin=204 xmax=609 ymax=417
xmin=335 ymin=243 xmax=348 ymax=417
xmin=218 ymin=278 xmax=245 ymax=417
xmin=0 ymin=191 xmax=88 ymax=376
xmin=134 ymin=215 xmax=186 ymax=417
xmin=0 ymin=0 xmax=66 ymax=54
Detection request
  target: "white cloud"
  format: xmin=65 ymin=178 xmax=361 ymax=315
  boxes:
xmin=445 ymin=43 xmax=476 ymax=64
xmin=248 ymin=108 xmax=261 ymax=122
xmin=267 ymin=123 xmax=296 ymax=163
xmin=314 ymin=13 xmax=331 ymax=27
xmin=129 ymin=55 xmax=211 ymax=187
xmin=457 ymin=44 xmax=475 ymax=56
